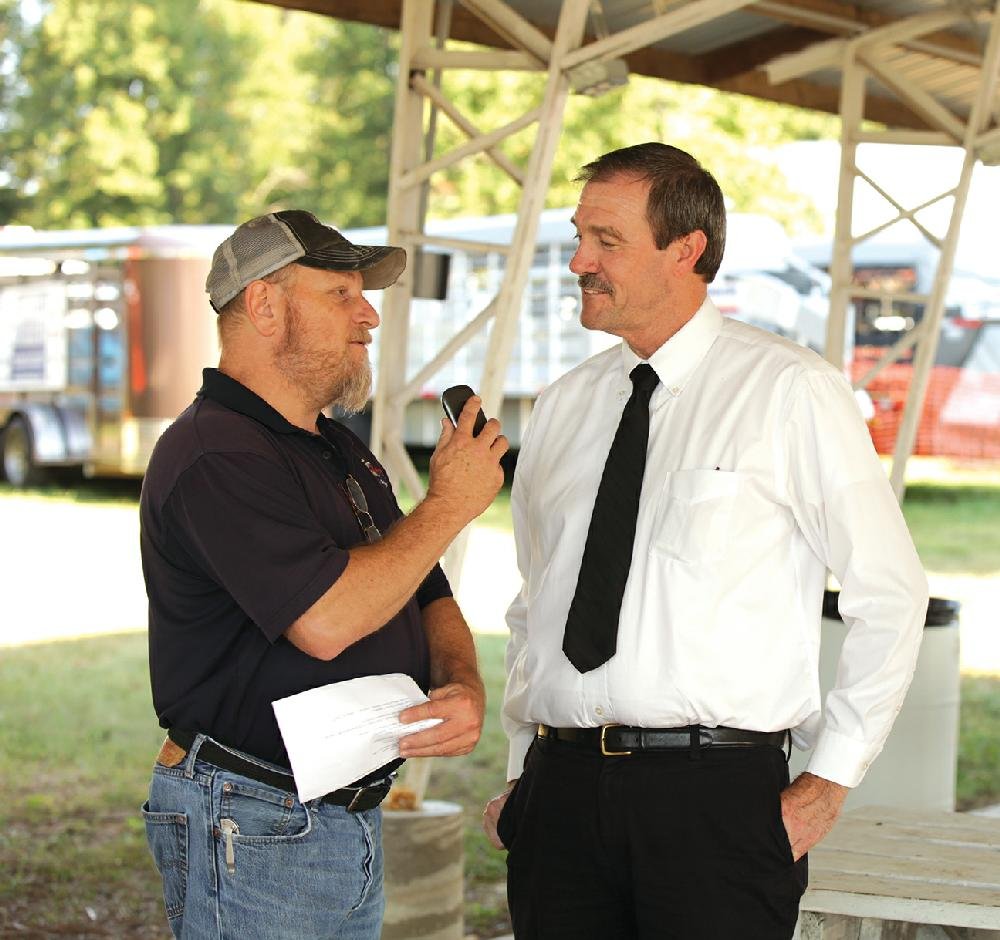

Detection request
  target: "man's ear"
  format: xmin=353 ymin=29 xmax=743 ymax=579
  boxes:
xmin=244 ymin=280 xmax=281 ymax=338
xmin=673 ymin=230 xmax=708 ymax=275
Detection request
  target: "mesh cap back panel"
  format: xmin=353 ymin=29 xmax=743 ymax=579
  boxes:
xmin=206 ymin=215 xmax=305 ymax=310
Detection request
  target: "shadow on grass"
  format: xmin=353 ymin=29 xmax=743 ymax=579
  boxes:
xmin=0 ymin=476 xmax=142 ymax=505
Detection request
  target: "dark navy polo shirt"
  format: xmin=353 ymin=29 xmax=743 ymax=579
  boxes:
xmin=140 ymin=368 xmax=449 ymax=765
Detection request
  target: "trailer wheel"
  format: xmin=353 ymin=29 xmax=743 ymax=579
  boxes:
xmin=1 ymin=415 xmax=47 ymax=488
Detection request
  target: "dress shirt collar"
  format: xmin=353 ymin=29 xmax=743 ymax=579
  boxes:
xmin=620 ymin=296 xmax=723 ymax=397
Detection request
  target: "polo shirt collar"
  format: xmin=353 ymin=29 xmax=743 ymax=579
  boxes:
xmin=621 ymin=296 xmax=722 ymax=396
xmin=198 ymin=368 xmax=305 ymax=435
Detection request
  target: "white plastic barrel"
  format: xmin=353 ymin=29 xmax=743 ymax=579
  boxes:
xmin=789 ymin=589 xmax=961 ymax=811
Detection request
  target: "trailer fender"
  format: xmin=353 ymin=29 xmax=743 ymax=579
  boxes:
xmin=4 ymin=403 xmax=87 ymax=466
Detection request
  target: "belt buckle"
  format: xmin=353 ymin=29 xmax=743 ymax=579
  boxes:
xmin=600 ymin=724 xmax=631 ymax=757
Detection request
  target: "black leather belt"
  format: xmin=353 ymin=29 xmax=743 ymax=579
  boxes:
xmin=167 ymin=728 xmax=395 ymax=812
xmin=538 ymin=724 xmax=788 ymax=756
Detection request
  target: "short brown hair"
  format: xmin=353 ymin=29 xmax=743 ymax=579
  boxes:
xmin=578 ymin=143 xmax=726 ymax=283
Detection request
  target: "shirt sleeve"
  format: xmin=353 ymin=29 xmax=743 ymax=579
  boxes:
xmin=164 ymin=451 xmax=350 ymax=643
xmin=779 ymin=368 xmax=929 ymax=787
xmin=416 ymin=563 xmax=453 ymax=609
xmin=502 ymin=401 xmax=544 ymax=780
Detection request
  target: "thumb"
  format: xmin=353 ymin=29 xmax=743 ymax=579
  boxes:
xmin=438 ymin=416 xmax=455 ymax=447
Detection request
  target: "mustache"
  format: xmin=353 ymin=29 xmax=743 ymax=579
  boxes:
xmin=578 ymin=274 xmax=612 ymax=294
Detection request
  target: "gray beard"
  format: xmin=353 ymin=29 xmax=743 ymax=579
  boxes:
xmin=276 ymin=297 xmax=372 ymax=415
xmin=330 ymin=359 xmax=372 ymax=414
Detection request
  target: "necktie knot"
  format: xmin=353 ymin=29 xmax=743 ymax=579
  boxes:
xmin=630 ymin=363 xmax=659 ymax=396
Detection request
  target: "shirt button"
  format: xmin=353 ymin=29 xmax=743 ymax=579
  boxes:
xmin=322 ymin=451 xmax=332 ymax=460
xmin=595 ymin=706 xmax=604 ymax=717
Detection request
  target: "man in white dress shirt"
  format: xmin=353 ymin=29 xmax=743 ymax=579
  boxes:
xmin=482 ymin=143 xmax=928 ymax=939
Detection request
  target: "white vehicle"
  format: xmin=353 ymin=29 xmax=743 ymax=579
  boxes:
xmin=0 ymin=226 xmax=222 ymax=486
xmin=712 ymin=214 xmax=831 ymax=353
xmin=348 ymin=209 xmax=832 ymax=447
xmin=0 ymin=211 xmax=834 ymax=481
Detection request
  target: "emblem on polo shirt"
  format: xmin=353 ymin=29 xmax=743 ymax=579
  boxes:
xmin=360 ymin=457 xmax=390 ymax=487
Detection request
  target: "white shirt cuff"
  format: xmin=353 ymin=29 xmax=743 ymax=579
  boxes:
xmin=506 ymin=724 xmax=536 ymax=781
xmin=805 ymin=728 xmax=876 ymax=788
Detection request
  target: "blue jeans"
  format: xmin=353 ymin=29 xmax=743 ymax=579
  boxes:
xmin=141 ymin=734 xmax=384 ymax=939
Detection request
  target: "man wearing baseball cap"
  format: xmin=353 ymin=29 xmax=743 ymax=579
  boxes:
xmin=139 ymin=210 xmax=507 ymax=938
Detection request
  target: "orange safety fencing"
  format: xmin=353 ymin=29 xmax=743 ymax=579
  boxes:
xmin=852 ymin=347 xmax=1000 ymax=460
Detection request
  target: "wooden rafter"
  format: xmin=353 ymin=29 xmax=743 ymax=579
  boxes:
xmin=243 ymin=0 xmax=992 ymax=128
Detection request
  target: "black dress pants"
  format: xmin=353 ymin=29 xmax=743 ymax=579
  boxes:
xmin=497 ymin=735 xmax=808 ymax=940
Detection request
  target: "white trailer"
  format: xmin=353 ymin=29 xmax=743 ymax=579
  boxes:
xmin=0 ymin=213 xmax=831 ymax=481
xmin=348 ymin=208 xmax=832 ymax=448
xmin=0 ymin=227 xmax=224 ymax=486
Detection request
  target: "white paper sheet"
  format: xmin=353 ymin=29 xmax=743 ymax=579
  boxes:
xmin=271 ymin=673 xmax=442 ymax=802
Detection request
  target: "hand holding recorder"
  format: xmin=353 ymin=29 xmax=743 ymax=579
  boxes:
xmin=428 ymin=385 xmax=507 ymax=525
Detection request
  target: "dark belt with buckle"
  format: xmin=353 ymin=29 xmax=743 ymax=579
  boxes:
xmin=167 ymin=727 xmax=395 ymax=812
xmin=537 ymin=723 xmax=788 ymax=756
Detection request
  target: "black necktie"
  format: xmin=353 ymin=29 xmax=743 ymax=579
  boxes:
xmin=563 ymin=363 xmax=660 ymax=673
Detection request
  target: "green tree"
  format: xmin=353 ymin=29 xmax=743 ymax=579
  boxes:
xmin=0 ymin=0 xmax=314 ymax=227
xmin=431 ymin=66 xmax=838 ymax=235
xmin=0 ymin=3 xmax=838 ymax=234
xmin=287 ymin=19 xmax=400 ymax=229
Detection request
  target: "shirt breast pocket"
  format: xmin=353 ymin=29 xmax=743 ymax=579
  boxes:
xmin=650 ymin=469 xmax=742 ymax=565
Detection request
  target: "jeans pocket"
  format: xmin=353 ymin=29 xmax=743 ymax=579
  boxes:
xmin=141 ymin=801 xmax=188 ymax=930
xmin=219 ymin=778 xmax=306 ymax=838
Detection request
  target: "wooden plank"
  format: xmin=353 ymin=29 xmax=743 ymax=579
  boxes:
xmin=829 ymin=819 xmax=1000 ymax=851
xmin=809 ymin=849 xmax=1000 ymax=899
xmin=800 ymin=808 xmax=1000 ymax=930
xmin=802 ymin=887 xmax=1000 ymax=930
xmin=814 ymin=838 xmax=1000 ymax=878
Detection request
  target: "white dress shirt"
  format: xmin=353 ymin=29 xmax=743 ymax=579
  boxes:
xmin=502 ymin=298 xmax=928 ymax=788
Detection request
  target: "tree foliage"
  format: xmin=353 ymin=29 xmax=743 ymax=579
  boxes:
xmin=0 ymin=0 xmax=837 ymax=234
xmin=432 ymin=65 xmax=838 ymax=235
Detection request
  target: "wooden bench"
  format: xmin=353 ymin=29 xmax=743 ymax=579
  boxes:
xmin=797 ymin=806 xmax=1000 ymax=939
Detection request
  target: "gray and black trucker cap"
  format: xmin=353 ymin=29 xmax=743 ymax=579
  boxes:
xmin=206 ymin=209 xmax=406 ymax=312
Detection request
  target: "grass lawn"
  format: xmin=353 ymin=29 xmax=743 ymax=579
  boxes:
xmin=1 ymin=469 xmax=998 ymax=935
xmin=0 ymin=630 xmax=997 ymax=937
xmin=902 ymin=483 xmax=1000 ymax=574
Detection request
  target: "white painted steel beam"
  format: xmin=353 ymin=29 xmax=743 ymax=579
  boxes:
xmin=889 ymin=1 xmax=1000 ymax=498
xmin=767 ymin=7 xmax=972 ymax=85
xmin=766 ymin=35 xmax=844 ymax=84
xmin=398 ymin=106 xmax=541 ymax=190
xmin=823 ymin=52 xmax=863 ymax=372
xmin=458 ymin=0 xmax=551 ymax=63
xmin=561 ymin=0 xmax=756 ymax=70
xmin=374 ymin=0 xmax=433 ymax=488
xmin=756 ymin=1 xmax=987 ymax=69
xmin=855 ymin=129 xmax=953 ymax=146
xmin=394 ymin=299 xmax=499 ymax=404
xmin=410 ymin=73 xmax=525 ymax=184
xmin=475 ymin=0 xmax=590 ymax=427
xmin=860 ymin=51 xmax=966 ymax=143
xmin=410 ymin=47 xmax=542 ymax=71
xmin=852 ymin=9 xmax=967 ymax=51
xmin=400 ymin=230 xmax=512 ymax=255
xmin=851 ymin=175 xmax=950 ymax=249
xmin=852 ymin=319 xmax=931 ymax=392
